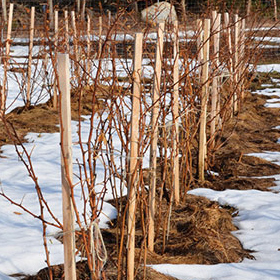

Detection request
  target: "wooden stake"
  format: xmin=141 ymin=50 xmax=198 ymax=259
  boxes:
xmin=127 ymin=32 xmax=143 ymax=280
xmin=71 ymin=11 xmax=78 ymax=58
xmin=247 ymin=0 xmax=252 ymax=16
xmin=54 ymin=10 xmax=58 ymax=42
xmin=98 ymin=16 xmax=102 ymax=59
xmin=26 ymin=7 xmax=35 ymax=107
xmin=71 ymin=11 xmax=80 ymax=77
xmin=81 ymin=0 xmax=86 ymax=20
xmin=198 ymin=19 xmax=210 ymax=182
xmin=196 ymin=19 xmax=203 ymax=78
xmin=181 ymin=0 xmax=187 ymax=22
xmin=108 ymin=10 xmax=111 ymax=58
xmin=48 ymin=0 xmax=54 ymax=30
xmin=53 ymin=10 xmax=58 ymax=109
xmin=1 ymin=0 xmax=7 ymax=23
xmin=224 ymin=12 xmax=234 ymax=115
xmin=216 ymin=13 xmax=222 ymax=129
xmin=274 ymin=0 xmax=278 ymax=21
xmin=233 ymin=14 xmax=240 ymax=114
xmin=58 ymin=53 xmax=77 ymax=280
xmin=148 ymin=22 xmax=165 ymax=252
xmin=43 ymin=53 xmax=49 ymax=98
xmin=210 ymin=11 xmax=221 ymax=144
xmin=76 ymin=0 xmax=80 ymax=14
xmin=173 ymin=20 xmax=180 ymax=205
xmin=64 ymin=11 xmax=70 ymax=53
xmin=86 ymin=14 xmax=91 ymax=80
xmin=1 ymin=3 xmax=13 ymax=115
xmin=240 ymin=18 xmax=246 ymax=100
xmin=5 ymin=3 xmax=13 ymax=64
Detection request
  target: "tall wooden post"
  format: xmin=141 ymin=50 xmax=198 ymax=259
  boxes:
xmin=173 ymin=20 xmax=180 ymax=205
xmin=5 ymin=3 xmax=12 ymax=63
xmin=181 ymin=0 xmax=187 ymax=22
xmin=210 ymin=11 xmax=221 ymax=144
xmin=1 ymin=3 xmax=13 ymax=115
xmin=71 ymin=11 xmax=80 ymax=79
xmin=86 ymin=14 xmax=91 ymax=79
xmin=48 ymin=0 xmax=54 ymax=30
xmin=71 ymin=11 xmax=78 ymax=59
xmin=107 ymin=10 xmax=111 ymax=58
xmin=247 ymin=0 xmax=252 ymax=16
xmin=224 ymin=12 xmax=233 ymax=115
xmin=240 ymin=18 xmax=246 ymax=100
xmin=1 ymin=0 xmax=7 ymax=23
xmin=216 ymin=13 xmax=222 ymax=129
xmin=53 ymin=10 xmax=58 ymax=109
xmin=64 ymin=11 xmax=70 ymax=53
xmin=233 ymin=14 xmax=240 ymax=114
xmin=127 ymin=32 xmax=143 ymax=280
xmin=76 ymin=0 xmax=81 ymax=14
xmin=26 ymin=7 xmax=35 ymax=107
xmin=196 ymin=19 xmax=203 ymax=78
xmin=98 ymin=16 xmax=102 ymax=59
xmin=54 ymin=10 xmax=58 ymax=41
xmin=81 ymin=0 xmax=86 ymax=20
xmin=58 ymin=53 xmax=77 ymax=280
xmin=274 ymin=0 xmax=277 ymax=21
xmin=148 ymin=22 xmax=165 ymax=252
xmin=198 ymin=19 xmax=210 ymax=181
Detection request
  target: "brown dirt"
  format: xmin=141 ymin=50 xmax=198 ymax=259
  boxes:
xmin=4 ymin=76 xmax=280 ymax=279
xmin=0 ymin=85 xmax=110 ymax=150
xmin=20 ymin=262 xmax=176 ymax=280
xmin=0 ymin=101 xmax=59 ymax=149
xmin=151 ymin=194 xmax=253 ymax=264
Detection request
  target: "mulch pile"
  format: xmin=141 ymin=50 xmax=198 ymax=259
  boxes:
xmin=205 ymin=86 xmax=280 ymax=191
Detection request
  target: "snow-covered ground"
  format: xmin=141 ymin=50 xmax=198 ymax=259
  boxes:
xmin=2 ymin=41 xmax=280 ymax=279
xmin=152 ymin=187 xmax=280 ymax=280
xmin=257 ymin=64 xmax=280 ymax=73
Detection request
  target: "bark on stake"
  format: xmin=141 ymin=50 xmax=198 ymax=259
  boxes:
xmin=198 ymin=19 xmax=210 ymax=181
xmin=58 ymin=53 xmax=77 ymax=280
xmin=1 ymin=3 xmax=13 ymax=115
xmin=173 ymin=20 xmax=180 ymax=205
xmin=26 ymin=7 xmax=35 ymax=107
xmin=127 ymin=32 xmax=143 ymax=280
xmin=148 ymin=22 xmax=165 ymax=252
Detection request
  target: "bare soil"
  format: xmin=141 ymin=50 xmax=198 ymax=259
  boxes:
xmin=3 ymin=74 xmax=280 ymax=279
